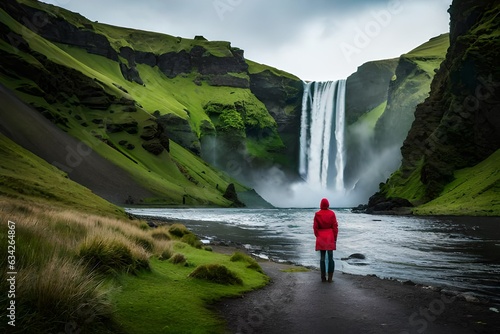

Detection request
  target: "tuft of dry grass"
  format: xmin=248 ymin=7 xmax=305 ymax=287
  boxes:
xmin=15 ymin=256 xmax=113 ymax=333
xmin=78 ymin=230 xmax=150 ymax=275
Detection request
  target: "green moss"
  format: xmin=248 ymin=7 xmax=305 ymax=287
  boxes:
xmin=218 ymin=108 xmax=245 ymax=133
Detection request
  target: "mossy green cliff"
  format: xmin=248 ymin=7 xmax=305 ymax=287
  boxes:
xmin=375 ymin=0 xmax=500 ymax=215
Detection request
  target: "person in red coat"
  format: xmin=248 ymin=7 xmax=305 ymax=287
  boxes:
xmin=313 ymin=198 xmax=338 ymax=282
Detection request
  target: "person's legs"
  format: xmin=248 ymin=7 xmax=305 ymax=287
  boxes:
xmin=319 ymin=250 xmax=326 ymax=282
xmin=327 ymin=250 xmax=334 ymax=282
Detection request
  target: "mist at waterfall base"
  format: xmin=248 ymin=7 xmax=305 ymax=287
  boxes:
xmin=254 ymin=80 xmax=401 ymax=208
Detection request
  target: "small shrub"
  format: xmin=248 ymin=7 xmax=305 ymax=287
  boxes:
xmin=230 ymin=251 xmax=263 ymax=273
xmin=170 ymin=253 xmax=187 ymax=265
xmin=189 ymin=264 xmax=243 ymax=285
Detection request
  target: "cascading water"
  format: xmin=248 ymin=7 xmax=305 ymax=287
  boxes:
xmin=334 ymin=80 xmax=346 ymax=192
xmin=299 ymin=80 xmax=347 ymax=192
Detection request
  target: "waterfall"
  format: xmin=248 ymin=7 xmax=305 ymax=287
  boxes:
xmin=334 ymin=79 xmax=346 ymax=191
xmin=299 ymin=80 xmax=346 ymax=191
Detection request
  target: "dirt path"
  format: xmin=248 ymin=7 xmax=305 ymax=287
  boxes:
xmin=216 ymin=260 xmax=500 ymax=334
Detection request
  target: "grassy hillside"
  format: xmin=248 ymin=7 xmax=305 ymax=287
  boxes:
xmin=0 ymin=0 xmax=304 ymax=206
xmin=0 ymin=134 xmax=268 ymax=333
xmin=0 ymin=195 xmax=269 ymax=333
xmin=413 ymin=149 xmax=500 ymax=216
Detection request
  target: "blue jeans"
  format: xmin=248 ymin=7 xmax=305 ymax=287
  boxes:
xmin=320 ymin=250 xmax=334 ymax=274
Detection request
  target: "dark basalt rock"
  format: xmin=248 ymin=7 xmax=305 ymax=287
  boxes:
xmin=156 ymin=112 xmax=200 ymax=155
xmin=10 ymin=2 xmax=119 ymax=61
xmin=223 ymin=183 xmax=245 ymax=207
xmin=248 ymin=70 xmax=303 ymax=167
xmin=119 ymin=63 xmax=144 ymax=85
xmin=140 ymin=120 xmax=170 ymax=155
xmin=106 ymin=121 xmax=138 ymax=134
xmin=142 ymin=140 xmax=165 ymax=156
xmin=355 ymin=191 xmax=413 ymax=214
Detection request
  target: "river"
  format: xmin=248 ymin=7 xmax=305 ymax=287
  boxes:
xmin=126 ymin=207 xmax=500 ymax=304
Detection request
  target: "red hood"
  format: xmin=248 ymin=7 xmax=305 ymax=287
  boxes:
xmin=320 ymin=198 xmax=329 ymax=210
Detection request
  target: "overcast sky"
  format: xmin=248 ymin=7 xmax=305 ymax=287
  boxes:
xmin=41 ymin=0 xmax=452 ymax=81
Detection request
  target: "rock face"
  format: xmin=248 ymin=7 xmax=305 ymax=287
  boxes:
xmin=343 ymin=36 xmax=447 ymax=196
xmin=401 ymin=0 xmax=500 ymax=199
xmin=345 ymin=59 xmax=399 ymax=125
xmin=2 ymin=0 xmax=118 ymax=60
xmin=396 ymin=0 xmax=500 ymax=201
xmin=249 ymin=70 xmax=303 ymax=170
xmin=155 ymin=112 xmax=199 ymax=155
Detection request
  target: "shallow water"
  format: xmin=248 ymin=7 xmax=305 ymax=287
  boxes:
xmin=127 ymin=208 xmax=500 ymax=303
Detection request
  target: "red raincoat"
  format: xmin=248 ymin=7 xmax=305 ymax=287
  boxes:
xmin=313 ymin=198 xmax=338 ymax=251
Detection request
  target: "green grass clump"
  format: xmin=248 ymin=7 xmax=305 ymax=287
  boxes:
xmin=169 ymin=253 xmax=188 ymax=265
xmin=78 ymin=232 xmax=150 ymax=275
xmin=181 ymin=233 xmax=204 ymax=249
xmin=158 ymin=244 xmax=174 ymax=261
xmin=168 ymin=223 xmax=190 ymax=238
xmin=230 ymin=251 xmax=263 ymax=273
xmin=189 ymin=264 xmax=243 ymax=285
